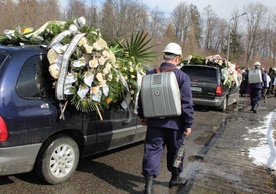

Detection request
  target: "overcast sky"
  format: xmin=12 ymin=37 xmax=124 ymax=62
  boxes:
xmin=140 ymin=0 xmax=276 ymax=20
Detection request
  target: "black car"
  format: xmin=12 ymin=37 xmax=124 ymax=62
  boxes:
xmin=181 ymin=64 xmax=239 ymax=111
xmin=0 ymin=45 xmax=146 ymax=184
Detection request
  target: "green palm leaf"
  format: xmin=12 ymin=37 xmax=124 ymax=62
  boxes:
xmin=116 ymin=31 xmax=156 ymax=63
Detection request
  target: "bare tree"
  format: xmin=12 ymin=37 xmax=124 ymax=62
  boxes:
xmin=100 ymin=0 xmax=115 ymax=42
xmin=244 ymin=2 xmax=268 ymax=67
xmin=268 ymin=9 xmax=276 ymax=65
xmin=40 ymin=0 xmax=61 ymax=22
xmin=65 ymin=0 xmax=86 ymax=20
xmin=0 ymin=0 xmax=17 ymax=32
xmin=99 ymin=0 xmax=148 ymax=41
xmin=147 ymin=7 xmax=167 ymax=43
xmin=202 ymin=5 xmax=220 ymax=51
xmin=171 ymin=2 xmax=190 ymax=48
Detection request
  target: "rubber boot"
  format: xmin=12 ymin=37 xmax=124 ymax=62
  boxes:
xmin=253 ymin=104 xmax=258 ymax=113
xmin=169 ymin=175 xmax=187 ymax=188
xmin=144 ymin=175 xmax=154 ymax=194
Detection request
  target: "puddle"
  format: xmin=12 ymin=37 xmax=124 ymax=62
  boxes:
xmin=187 ymin=155 xmax=205 ymax=163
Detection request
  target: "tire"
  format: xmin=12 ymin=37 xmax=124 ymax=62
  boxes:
xmin=34 ymin=135 xmax=79 ymax=185
xmin=218 ymin=97 xmax=227 ymax=112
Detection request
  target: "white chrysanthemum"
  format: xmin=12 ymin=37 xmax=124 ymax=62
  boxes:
xmin=84 ymin=44 xmax=93 ymax=53
xmin=96 ymin=73 xmax=104 ymax=82
xmin=129 ymin=67 xmax=134 ymax=73
xmin=90 ymin=86 xmax=99 ymax=94
xmin=130 ymin=90 xmax=135 ymax=95
xmin=108 ymin=50 xmax=116 ymax=64
xmin=106 ymin=63 xmax=112 ymax=70
xmin=89 ymin=58 xmax=99 ymax=68
xmin=98 ymin=56 xmax=106 ymax=65
xmin=98 ymin=80 xmax=106 ymax=87
xmin=108 ymin=74 xmax=113 ymax=81
xmin=97 ymin=38 xmax=108 ymax=48
xmin=113 ymin=63 xmax=119 ymax=68
xmin=131 ymin=74 xmax=136 ymax=79
xmin=102 ymin=68 xmax=109 ymax=75
xmin=78 ymin=37 xmax=88 ymax=47
xmin=77 ymin=84 xmax=89 ymax=99
xmin=49 ymin=63 xmax=61 ymax=79
xmin=102 ymin=50 xmax=109 ymax=58
xmin=93 ymin=42 xmax=102 ymax=51
xmin=47 ymin=48 xmax=59 ymax=64
xmin=84 ymin=71 xmax=94 ymax=87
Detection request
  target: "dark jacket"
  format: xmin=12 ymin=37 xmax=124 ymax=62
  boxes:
xmin=137 ymin=62 xmax=194 ymax=130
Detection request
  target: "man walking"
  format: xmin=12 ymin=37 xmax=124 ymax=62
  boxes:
xmin=137 ymin=42 xmax=194 ymax=194
xmin=249 ymin=61 xmax=267 ymax=113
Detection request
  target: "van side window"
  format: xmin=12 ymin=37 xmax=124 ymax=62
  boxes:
xmin=16 ymin=55 xmax=54 ymax=99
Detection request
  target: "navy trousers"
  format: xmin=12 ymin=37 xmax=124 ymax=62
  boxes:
xmin=250 ymin=88 xmax=262 ymax=108
xmin=142 ymin=126 xmax=185 ymax=178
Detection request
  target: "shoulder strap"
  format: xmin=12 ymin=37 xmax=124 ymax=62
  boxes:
xmin=155 ymin=67 xmax=176 ymax=73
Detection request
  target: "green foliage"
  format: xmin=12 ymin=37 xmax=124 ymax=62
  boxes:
xmin=116 ymin=31 xmax=157 ymax=64
xmin=182 ymin=55 xmax=205 ymax=65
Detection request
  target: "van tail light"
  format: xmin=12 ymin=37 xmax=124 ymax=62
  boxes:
xmin=0 ymin=116 xmax=8 ymax=142
xmin=216 ymin=86 xmax=223 ymax=96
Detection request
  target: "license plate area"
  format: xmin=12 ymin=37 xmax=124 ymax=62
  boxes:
xmin=191 ymin=87 xmax=202 ymax=92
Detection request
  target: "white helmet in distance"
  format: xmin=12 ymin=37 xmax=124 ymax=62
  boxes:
xmin=163 ymin=42 xmax=182 ymax=56
xmin=254 ymin=61 xmax=261 ymax=66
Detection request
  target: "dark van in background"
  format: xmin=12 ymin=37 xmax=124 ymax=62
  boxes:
xmin=181 ymin=64 xmax=239 ymax=111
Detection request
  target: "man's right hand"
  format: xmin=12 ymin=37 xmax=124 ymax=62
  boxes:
xmin=184 ymin=128 xmax=192 ymax=136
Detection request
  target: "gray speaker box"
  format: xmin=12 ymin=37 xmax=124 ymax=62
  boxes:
xmin=141 ymin=72 xmax=181 ymax=118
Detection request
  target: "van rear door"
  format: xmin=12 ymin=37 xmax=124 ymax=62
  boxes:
xmin=181 ymin=65 xmax=218 ymax=100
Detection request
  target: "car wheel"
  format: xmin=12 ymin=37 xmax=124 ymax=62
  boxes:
xmin=219 ymin=97 xmax=227 ymax=112
xmin=34 ymin=135 xmax=79 ymax=185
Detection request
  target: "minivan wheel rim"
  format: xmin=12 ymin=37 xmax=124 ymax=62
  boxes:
xmin=50 ymin=144 xmax=75 ymax=178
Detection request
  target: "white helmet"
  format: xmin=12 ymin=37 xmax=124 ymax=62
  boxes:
xmin=254 ymin=61 xmax=261 ymax=66
xmin=163 ymin=42 xmax=182 ymax=56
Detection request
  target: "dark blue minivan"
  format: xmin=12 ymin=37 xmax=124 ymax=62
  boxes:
xmin=0 ymin=45 xmax=146 ymax=184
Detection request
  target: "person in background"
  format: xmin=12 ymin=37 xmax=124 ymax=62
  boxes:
xmin=249 ymin=61 xmax=267 ymax=113
xmin=273 ymin=73 xmax=276 ymax=97
xmin=262 ymin=69 xmax=270 ymax=101
xmin=137 ymin=42 xmax=194 ymax=194
xmin=268 ymin=67 xmax=276 ymax=95
xmin=240 ymin=67 xmax=248 ymax=97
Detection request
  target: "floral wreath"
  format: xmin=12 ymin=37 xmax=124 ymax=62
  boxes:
xmin=183 ymin=54 xmax=240 ymax=88
xmin=0 ymin=17 xmax=147 ymax=119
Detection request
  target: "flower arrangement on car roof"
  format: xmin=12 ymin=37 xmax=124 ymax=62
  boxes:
xmin=0 ymin=17 xmax=155 ymax=118
xmin=183 ymin=54 xmax=240 ymax=88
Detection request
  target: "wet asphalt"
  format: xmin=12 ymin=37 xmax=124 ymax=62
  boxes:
xmin=0 ymin=95 xmax=275 ymax=194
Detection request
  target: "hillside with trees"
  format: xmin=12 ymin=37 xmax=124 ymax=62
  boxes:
xmin=1 ymin=0 xmax=276 ymax=69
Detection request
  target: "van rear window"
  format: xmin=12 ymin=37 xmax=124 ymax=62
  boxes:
xmin=181 ymin=66 xmax=217 ymax=83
